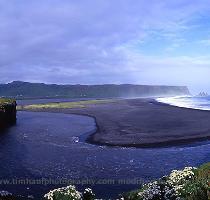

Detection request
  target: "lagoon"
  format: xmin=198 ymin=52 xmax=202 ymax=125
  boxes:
xmin=0 ymin=111 xmax=209 ymax=199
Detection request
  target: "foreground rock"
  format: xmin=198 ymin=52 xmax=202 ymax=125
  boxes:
xmin=0 ymin=98 xmax=16 ymax=131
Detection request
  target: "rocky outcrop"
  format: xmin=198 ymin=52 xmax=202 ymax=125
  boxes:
xmin=197 ymin=92 xmax=209 ymax=97
xmin=0 ymin=99 xmax=16 ymax=131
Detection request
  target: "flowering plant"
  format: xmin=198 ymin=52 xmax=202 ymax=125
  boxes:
xmin=44 ymin=185 xmax=82 ymax=200
xmin=83 ymin=188 xmax=95 ymax=200
xmin=136 ymin=180 xmax=179 ymax=200
xmin=44 ymin=186 xmax=96 ymax=200
xmin=124 ymin=164 xmax=209 ymax=200
xmin=167 ymin=167 xmax=196 ymax=196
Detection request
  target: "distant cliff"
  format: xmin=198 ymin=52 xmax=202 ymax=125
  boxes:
xmin=0 ymin=81 xmax=190 ymax=99
xmin=0 ymin=99 xmax=16 ymax=131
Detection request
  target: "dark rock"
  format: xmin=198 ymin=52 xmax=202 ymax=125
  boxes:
xmin=0 ymin=99 xmax=16 ymax=131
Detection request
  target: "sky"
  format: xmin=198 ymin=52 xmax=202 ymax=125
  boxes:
xmin=1 ymin=0 xmax=210 ymax=93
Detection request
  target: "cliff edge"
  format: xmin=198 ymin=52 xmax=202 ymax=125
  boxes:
xmin=0 ymin=81 xmax=190 ymax=98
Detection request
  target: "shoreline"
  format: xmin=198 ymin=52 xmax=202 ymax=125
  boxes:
xmin=20 ymin=98 xmax=210 ymax=148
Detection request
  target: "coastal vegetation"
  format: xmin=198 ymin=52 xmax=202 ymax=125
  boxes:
xmin=0 ymin=98 xmax=15 ymax=105
xmin=124 ymin=163 xmax=210 ymax=200
xmin=18 ymin=99 xmax=114 ymax=110
xmin=42 ymin=163 xmax=210 ymax=200
xmin=44 ymin=186 xmax=95 ymax=200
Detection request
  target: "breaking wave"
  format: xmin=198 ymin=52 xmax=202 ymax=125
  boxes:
xmin=157 ymin=96 xmax=210 ymax=111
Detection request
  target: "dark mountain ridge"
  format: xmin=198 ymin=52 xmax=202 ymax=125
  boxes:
xmin=0 ymin=81 xmax=190 ymax=99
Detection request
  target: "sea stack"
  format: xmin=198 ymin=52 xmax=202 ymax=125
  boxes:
xmin=0 ymin=99 xmax=17 ymax=131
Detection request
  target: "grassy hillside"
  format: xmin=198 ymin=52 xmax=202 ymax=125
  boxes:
xmin=0 ymin=81 xmax=190 ymax=99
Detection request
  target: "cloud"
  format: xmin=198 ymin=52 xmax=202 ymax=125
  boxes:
xmin=0 ymin=0 xmax=210 ymax=92
xmin=199 ymin=39 xmax=210 ymax=46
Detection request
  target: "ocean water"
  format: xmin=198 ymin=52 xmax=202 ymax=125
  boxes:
xmin=157 ymin=96 xmax=210 ymax=111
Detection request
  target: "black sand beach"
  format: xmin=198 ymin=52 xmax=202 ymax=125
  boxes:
xmin=22 ymin=98 xmax=210 ymax=147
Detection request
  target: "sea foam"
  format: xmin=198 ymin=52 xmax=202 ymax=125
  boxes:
xmin=156 ymin=95 xmax=210 ymax=111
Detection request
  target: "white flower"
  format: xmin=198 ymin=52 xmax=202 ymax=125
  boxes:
xmin=44 ymin=185 xmax=82 ymax=200
xmin=166 ymin=167 xmax=197 ymax=195
xmin=0 ymin=191 xmax=12 ymax=197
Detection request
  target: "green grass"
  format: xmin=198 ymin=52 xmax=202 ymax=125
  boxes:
xmin=0 ymin=98 xmax=15 ymax=105
xmin=18 ymin=99 xmax=114 ymax=110
xmin=196 ymin=162 xmax=210 ymax=180
xmin=179 ymin=163 xmax=210 ymax=200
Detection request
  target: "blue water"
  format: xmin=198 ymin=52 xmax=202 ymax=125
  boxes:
xmin=0 ymin=111 xmax=209 ymax=199
xmin=157 ymin=96 xmax=210 ymax=110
